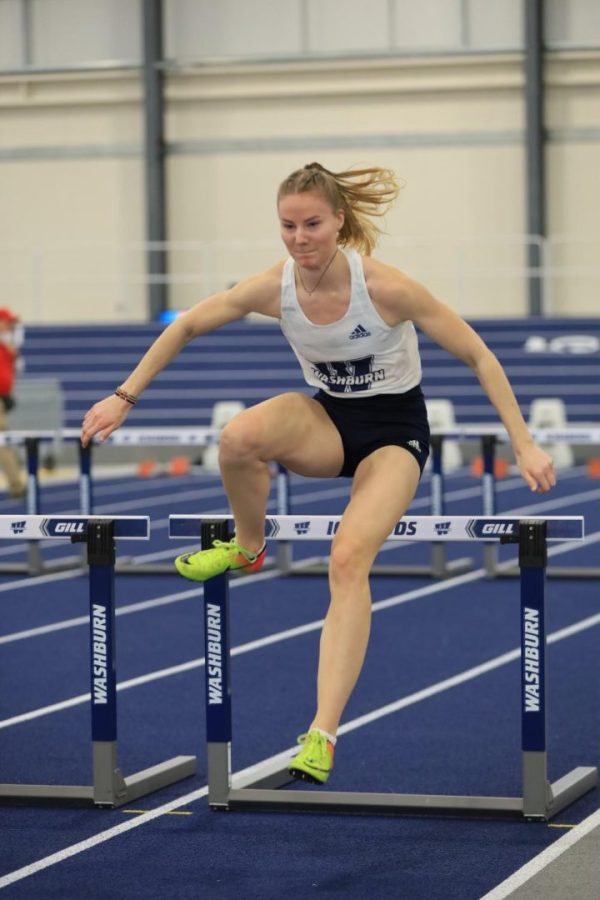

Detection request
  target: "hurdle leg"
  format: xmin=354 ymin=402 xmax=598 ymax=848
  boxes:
xmin=87 ymin=519 xmax=129 ymax=805
xmin=481 ymin=435 xmax=498 ymax=577
xmin=518 ymin=520 xmax=551 ymax=817
xmin=429 ymin=436 xmax=472 ymax=578
xmin=25 ymin=438 xmax=44 ymax=575
xmin=78 ymin=442 xmax=94 ymax=568
xmin=518 ymin=521 xmax=598 ymax=819
xmin=204 ymin=569 xmax=294 ymax=804
xmin=430 ymin=436 xmax=446 ymax=577
xmin=204 ymin=570 xmax=233 ymax=808
xmin=87 ymin=520 xmax=196 ymax=807
xmin=200 ymin=520 xmax=234 ymax=808
xmin=275 ymin=464 xmax=293 ymax=574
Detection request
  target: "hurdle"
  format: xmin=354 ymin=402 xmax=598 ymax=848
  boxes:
xmin=0 ymin=515 xmax=197 ymax=808
xmin=442 ymin=425 xmax=600 ymax=580
xmin=170 ymin=513 xmax=598 ymax=820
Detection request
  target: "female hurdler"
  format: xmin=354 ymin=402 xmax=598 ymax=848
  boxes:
xmin=81 ymin=162 xmax=555 ymax=785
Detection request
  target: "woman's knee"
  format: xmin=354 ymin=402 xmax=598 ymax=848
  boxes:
xmin=218 ymin=414 xmax=265 ymax=464
xmin=329 ymin=535 xmax=372 ymax=584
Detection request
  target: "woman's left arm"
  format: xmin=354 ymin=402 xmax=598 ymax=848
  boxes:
xmin=392 ymin=276 xmax=556 ymax=493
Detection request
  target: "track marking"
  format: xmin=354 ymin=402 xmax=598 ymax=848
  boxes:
xmin=479 ymin=808 xmax=600 ymax=899
xmin=0 ymin=565 xmax=284 ymax=646
xmin=121 ymin=809 xmax=193 ymax=817
xmin=0 ymin=567 xmax=83 ymax=595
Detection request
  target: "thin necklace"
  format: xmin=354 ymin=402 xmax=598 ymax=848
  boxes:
xmin=295 ymin=248 xmax=338 ymax=296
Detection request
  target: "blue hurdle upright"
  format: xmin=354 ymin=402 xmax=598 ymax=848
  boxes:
xmin=0 ymin=516 xmax=197 ymax=808
xmin=170 ymin=513 xmax=598 ymax=820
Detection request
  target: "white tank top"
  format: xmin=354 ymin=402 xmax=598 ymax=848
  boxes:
xmin=280 ymin=247 xmax=422 ymax=397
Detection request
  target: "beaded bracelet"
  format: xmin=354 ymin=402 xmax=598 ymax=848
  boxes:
xmin=115 ymin=386 xmax=138 ymax=405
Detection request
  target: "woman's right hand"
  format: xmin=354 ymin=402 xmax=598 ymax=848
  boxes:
xmin=81 ymin=394 xmax=133 ymax=447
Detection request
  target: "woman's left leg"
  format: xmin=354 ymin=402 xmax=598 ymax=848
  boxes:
xmin=310 ymin=445 xmax=422 ymax=736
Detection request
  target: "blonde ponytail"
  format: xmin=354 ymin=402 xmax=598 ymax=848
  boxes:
xmin=277 ymin=162 xmax=401 ymax=255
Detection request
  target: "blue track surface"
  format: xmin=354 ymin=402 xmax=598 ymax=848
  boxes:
xmin=0 ymin=462 xmax=599 ymax=899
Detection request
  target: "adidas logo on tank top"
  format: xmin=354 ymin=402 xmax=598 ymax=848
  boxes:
xmin=348 ymin=324 xmax=372 ymax=340
xmin=279 ymin=247 xmax=422 ymax=396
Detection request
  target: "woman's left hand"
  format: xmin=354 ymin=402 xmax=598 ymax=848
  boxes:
xmin=515 ymin=443 xmax=556 ymax=493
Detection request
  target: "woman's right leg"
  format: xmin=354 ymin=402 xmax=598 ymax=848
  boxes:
xmin=218 ymin=392 xmax=344 ymax=552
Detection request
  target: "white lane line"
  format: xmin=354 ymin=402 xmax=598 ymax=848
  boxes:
xmin=0 ymin=564 xmax=285 ymax=646
xmin=1 ymin=608 xmax=600 ymax=892
xmin=478 ymin=807 xmax=600 ymax=899
xmin=340 ymin=609 xmax=600 ymax=736
xmin=0 ymin=567 xmax=83 ymax=595
xmin=0 ymin=565 xmax=480 ymax=730
xmin=2 ymin=530 xmax=599 ymax=731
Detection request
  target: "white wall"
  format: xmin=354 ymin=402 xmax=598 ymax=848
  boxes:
xmin=0 ymin=1 xmax=599 ymax=322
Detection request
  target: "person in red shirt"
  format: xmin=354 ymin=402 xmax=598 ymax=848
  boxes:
xmin=0 ymin=308 xmax=25 ymax=498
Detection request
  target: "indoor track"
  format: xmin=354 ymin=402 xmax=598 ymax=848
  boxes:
xmin=0 ymin=464 xmax=599 ymax=898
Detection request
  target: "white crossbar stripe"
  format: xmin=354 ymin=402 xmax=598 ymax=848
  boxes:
xmin=0 ymin=516 xmax=149 ymax=540
xmin=169 ymin=514 xmax=584 ymax=542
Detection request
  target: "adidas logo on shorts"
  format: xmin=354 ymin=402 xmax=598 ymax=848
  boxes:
xmin=348 ymin=324 xmax=371 ymax=340
xmin=407 ymin=440 xmax=421 ymax=453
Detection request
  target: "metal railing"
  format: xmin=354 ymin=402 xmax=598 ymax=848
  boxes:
xmin=1 ymin=234 xmax=599 ymax=322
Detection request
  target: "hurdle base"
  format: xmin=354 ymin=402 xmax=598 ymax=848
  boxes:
xmin=0 ymin=783 xmax=96 ymax=807
xmin=528 ymin=766 xmax=599 ymax=821
xmin=109 ymin=755 xmax=198 ymax=808
xmin=92 ymin=745 xmax=198 ymax=808
xmin=212 ymin=760 xmax=598 ymax=821
xmin=224 ymin=787 xmax=524 ymax=818
xmin=0 ymin=756 xmax=198 ymax=809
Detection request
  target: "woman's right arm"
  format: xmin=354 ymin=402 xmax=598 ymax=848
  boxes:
xmin=80 ymin=269 xmax=281 ymax=446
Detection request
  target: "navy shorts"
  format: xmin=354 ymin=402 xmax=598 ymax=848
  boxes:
xmin=314 ymin=385 xmax=430 ymax=479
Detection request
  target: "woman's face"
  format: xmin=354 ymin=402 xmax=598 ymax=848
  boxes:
xmin=278 ymin=191 xmax=343 ymax=268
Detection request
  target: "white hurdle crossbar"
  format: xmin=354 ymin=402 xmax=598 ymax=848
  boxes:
xmin=169 ymin=514 xmax=585 ymax=543
xmin=169 ymin=513 xmax=597 ymax=820
xmin=0 ymin=516 xmax=197 ymax=808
